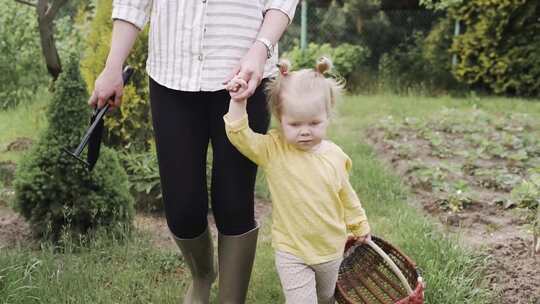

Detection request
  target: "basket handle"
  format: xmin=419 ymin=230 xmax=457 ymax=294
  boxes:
xmin=366 ymin=239 xmax=414 ymax=295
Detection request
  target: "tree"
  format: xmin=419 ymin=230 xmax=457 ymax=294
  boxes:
xmin=14 ymin=0 xmax=68 ymax=80
xmin=0 ymin=1 xmax=48 ymax=109
xmin=450 ymin=0 xmax=540 ymax=96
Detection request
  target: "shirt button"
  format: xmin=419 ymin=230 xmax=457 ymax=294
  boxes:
xmin=198 ymin=54 xmax=203 ymax=61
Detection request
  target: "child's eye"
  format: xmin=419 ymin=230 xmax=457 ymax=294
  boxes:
xmin=289 ymin=122 xmax=300 ymax=127
xmin=309 ymin=121 xmax=321 ymax=126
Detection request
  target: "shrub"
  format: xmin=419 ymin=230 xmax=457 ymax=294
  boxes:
xmin=378 ymin=27 xmax=464 ymax=95
xmin=14 ymin=54 xmax=134 ymax=242
xmin=450 ymin=0 xmax=540 ymax=97
xmin=119 ymin=149 xmax=162 ymax=212
xmin=81 ymin=0 xmax=152 ymax=150
xmin=119 ymin=146 xmax=214 ymax=212
xmin=283 ymin=43 xmax=370 ymax=89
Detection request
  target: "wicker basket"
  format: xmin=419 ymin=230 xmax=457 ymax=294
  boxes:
xmin=335 ymin=236 xmax=424 ymax=304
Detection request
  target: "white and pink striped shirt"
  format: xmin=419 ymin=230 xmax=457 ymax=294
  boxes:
xmin=112 ymin=0 xmax=298 ymax=92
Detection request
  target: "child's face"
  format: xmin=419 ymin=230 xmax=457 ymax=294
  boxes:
xmin=279 ymin=96 xmax=329 ymax=151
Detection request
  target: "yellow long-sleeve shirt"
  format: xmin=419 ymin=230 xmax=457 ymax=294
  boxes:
xmin=224 ymin=114 xmax=370 ymax=265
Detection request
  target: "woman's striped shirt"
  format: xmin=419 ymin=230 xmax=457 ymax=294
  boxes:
xmin=112 ymin=0 xmax=298 ymax=92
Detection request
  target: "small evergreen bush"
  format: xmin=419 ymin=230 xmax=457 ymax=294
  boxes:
xmin=14 ymin=54 xmax=134 ymax=242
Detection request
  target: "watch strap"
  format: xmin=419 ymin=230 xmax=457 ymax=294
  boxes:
xmin=256 ymin=37 xmax=273 ymax=59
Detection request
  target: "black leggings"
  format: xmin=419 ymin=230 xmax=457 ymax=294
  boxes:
xmin=149 ymin=78 xmax=270 ymax=238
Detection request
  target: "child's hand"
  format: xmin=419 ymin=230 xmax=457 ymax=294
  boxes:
xmin=226 ymin=76 xmax=248 ymax=102
xmin=348 ymin=233 xmax=372 ymax=245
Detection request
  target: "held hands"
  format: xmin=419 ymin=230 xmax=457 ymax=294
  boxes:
xmin=225 ymin=76 xmax=249 ymax=103
xmin=348 ymin=233 xmax=372 ymax=245
xmin=222 ymin=41 xmax=267 ymax=100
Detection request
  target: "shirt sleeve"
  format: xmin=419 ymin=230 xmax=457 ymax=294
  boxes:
xmin=223 ymin=113 xmax=274 ymax=167
xmin=265 ymin=0 xmax=299 ymax=23
xmin=339 ymin=156 xmax=371 ymax=237
xmin=112 ymin=0 xmax=153 ymax=30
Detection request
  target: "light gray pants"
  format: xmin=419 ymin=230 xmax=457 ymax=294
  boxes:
xmin=275 ymin=250 xmax=343 ymax=304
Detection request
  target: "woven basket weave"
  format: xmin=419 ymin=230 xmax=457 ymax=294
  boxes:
xmin=335 ymin=236 xmax=424 ymax=304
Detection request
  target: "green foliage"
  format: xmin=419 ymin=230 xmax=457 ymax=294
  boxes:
xmin=119 ymin=150 xmax=162 ymax=212
xmin=378 ymin=29 xmax=463 ymax=95
xmin=378 ymin=34 xmax=431 ymax=94
xmin=0 ymin=231 xmax=186 ymax=304
xmin=118 ymin=145 xmax=218 ymax=212
xmin=374 ymin=105 xmax=540 ymax=218
xmin=81 ymin=0 xmax=152 ymax=150
xmin=0 ymin=2 xmax=48 ymax=109
xmin=282 ymin=0 xmax=440 ymax=69
xmin=350 ymin=0 xmax=440 ymax=67
xmin=283 ymin=43 xmax=370 ymax=88
xmin=55 ymin=14 xmax=85 ymax=61
xmin=420 ymin=0 xmax=464 ymax=11
xmin=511 ymin=173 xmax=540 ymax=209
xmin=450 ymin=0 xmax=540 ymax=96
xmin=13 ymin=54 xmax=134 ymax=242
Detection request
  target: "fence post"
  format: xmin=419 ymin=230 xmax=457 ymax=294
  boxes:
xmin=301 ymin=0 xmax=307 ymax=51
xmin=452 ymin=19 xmax=460 ymax=66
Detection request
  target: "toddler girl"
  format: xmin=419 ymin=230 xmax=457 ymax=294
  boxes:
xmin=224 ymin=57 xmax=371 ymax=304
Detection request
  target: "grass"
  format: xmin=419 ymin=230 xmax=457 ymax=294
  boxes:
xmin=0 ymin=88 xmax=50 ymax=163
xmin=0 ymin=223 xmax=283 ymax=304
xmin=1 ymin=230 xmax=186 ymax=303
xmin=328 ymin=93 xmax=540 ymax=303
xmin=2 ymin=91 xmax=539 ymax=303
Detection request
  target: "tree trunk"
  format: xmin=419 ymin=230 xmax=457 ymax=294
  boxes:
xmin=36 ymin=0 xmax=67 ymax=81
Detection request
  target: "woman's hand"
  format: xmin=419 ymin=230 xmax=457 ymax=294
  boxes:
xmin=226 ymin=76 xmax=249 ymax=103
xmin=88 ymin=65 xmax=124 ymax=109
xmin=87 ymin=20 xmax=140 ymax=109
xmin=222 ymin=42 xmax=267 ymax=100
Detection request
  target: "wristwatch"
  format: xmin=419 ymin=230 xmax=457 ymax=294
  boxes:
xmin=256 ymin=37 xmax=274 ymax=59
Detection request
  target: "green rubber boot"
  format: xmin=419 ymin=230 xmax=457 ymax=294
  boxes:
xmin=217 ymin=225 xmax=259 ymax=304
xmin=173 ymin=227 xmax=217 ymax=304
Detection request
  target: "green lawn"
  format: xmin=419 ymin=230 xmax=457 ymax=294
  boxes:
xmin=3 ymin=92 xmax=539 ymax=303
xmin=0 ymin=88 xmax=50 ymax=163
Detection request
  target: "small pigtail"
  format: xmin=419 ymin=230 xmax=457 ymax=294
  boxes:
xmin=315 ymin=56 xmax=332 ymax=75
xmin=277 ymin=59 xmax=291 ymax=76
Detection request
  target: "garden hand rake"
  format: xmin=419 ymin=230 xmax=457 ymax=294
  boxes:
xmin=63 ymin=66 xmax=134 ymax=171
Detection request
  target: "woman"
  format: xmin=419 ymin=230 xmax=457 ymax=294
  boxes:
xmin=88 ymin=1 xmax=298 ymax=303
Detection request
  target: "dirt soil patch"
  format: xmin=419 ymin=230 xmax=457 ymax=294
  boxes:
xmin=0 ymin=198 xmax=272 ymax=252
xmin=134 ymin=198 xmax=273 ymax=251
xmin=5 ymin=137 xmax=33 ymax=152
xmin=366 ymin=109 xmax=539 ymax=304
xmin=0 ymin=202 xmax=31 ymax=250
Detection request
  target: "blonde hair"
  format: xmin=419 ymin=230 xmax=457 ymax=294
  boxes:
xmin=266 ymin=56 xmax=344 ymax=120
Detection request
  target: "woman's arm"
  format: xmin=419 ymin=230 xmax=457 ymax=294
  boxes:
xmin=88 ymin=20 xmax=140 ymax=109
xmin=223 ymin=7 xmax=295 ymax=100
